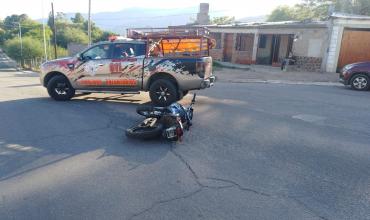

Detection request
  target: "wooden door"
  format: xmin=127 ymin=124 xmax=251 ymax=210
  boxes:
xmin=271 ymin=35 xmax=281 ymax=66
xmin=223 ymin=33 xmax=233 ymax=62
xmin=338 ymin=29 xmax=370 ymax=70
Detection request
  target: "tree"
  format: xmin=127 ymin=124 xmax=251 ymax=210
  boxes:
xmin=357 ymin=0 xmax=370 ymax=15
xmin=0 ymin=20 xmax=5 ymax=45
xmin=47 ymin=12 xmax=68 ymax=29
xmin=211 ymin=16 xmax=235 ymax=25
xmin=4 ymin=14 xmax=29 ymax=27
xmin=24 ymin=25 xmax=52 ymax=42
xmin=268 ymin=0 xmax=333 ymax=21
xmin=4 ymin=37 xmax=43 ymax=60
xmin=268 ymin=0 xmax=370 ymax=22
xmin=0 ymin=14 xmax=45 ymax=45
xmin=82 ymin=20 xmax=114 ymax=43
xmin=295 ymin=0 xmax=333 ymax=19
xmin=94 ymin=30 xmax=115 ymax=42
xmin=56 ymin=26 xmax=89 ymax=48
xmin=1 ymin=13 xmax=116 ymax=62
xmin=71 ymin=13 xmax=85 ymax=23
xmin=267 ymin=6 xmax=296 ymax=22
xmin=335 ymin=0 xmax=370 ymax=15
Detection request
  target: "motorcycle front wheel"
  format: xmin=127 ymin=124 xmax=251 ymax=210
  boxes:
xmin=126 ymin=118 xmax=164 ymax=140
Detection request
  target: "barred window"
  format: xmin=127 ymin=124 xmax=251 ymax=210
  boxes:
xmin=236 ymin=34 xmax=253 ymax=51
xmin=259 ymin=35 xmax=267 ymax=48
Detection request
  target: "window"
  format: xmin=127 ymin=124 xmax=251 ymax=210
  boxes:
xmin=112 ymin=43 xmax=146 ymax=59
xmin=259 ymin=35 xmax=267 ymax=48
xmin=210 ymin=33 xmax=222 ymax=49
xmin=82 ymin=44 xmax=110 ymax=60
xmin=235 ymin=34 xmax=253 ymax=51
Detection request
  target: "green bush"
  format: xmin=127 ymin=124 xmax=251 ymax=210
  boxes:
xmin=56 ymin=26 xmax=88 ymax=48
xmin=4 ymin=36 xmax=43 ymax=61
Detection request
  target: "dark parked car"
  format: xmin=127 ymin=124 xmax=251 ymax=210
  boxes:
xmin=340 ymin=62 xmax=370 ymax=91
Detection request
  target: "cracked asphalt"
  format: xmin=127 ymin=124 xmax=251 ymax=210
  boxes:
xmin=1 ymin=60 xmax=370 ymax=219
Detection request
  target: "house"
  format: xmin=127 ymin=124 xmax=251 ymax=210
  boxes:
xmin=207 ymin=13 xmax=370 ymax=73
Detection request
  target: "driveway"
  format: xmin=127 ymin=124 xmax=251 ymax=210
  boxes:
xmin=0 ymin=65 xmax=370 ymax=220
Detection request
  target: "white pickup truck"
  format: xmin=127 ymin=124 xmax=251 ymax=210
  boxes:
xmin=40 ymin=27 xmax=216 ymax=106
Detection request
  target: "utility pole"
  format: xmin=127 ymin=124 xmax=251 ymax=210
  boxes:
xmin=88 ymin=0 xmax=92 ymax=46
xmin=51 ymin=2 xmax=58 ymax=59
xmin=18 ymin=22 xmax=23 ymax=66
xmin=42 ymin=0 xmax=48 ymax=61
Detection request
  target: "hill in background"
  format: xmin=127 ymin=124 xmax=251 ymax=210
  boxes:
xmin=39 ymin=7 xmax=266 ymax=34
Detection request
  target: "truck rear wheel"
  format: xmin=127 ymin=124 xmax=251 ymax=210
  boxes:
xmin=47 ymin=75 xmax=75 ymax=101
xmin=149 ymin=79 xmax=178 ymax=106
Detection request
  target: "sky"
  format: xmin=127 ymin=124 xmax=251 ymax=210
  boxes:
xmin=0 ymin=0 xmax=301 ymax=20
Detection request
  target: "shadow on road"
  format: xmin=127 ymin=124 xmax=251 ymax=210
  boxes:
xmin=8 ymin=83 xmax=41 ymax=88
xmin=0 ymin=96 xmax=170 ymax=181
xmin=0 ymin=69 xmax=20 ymax=73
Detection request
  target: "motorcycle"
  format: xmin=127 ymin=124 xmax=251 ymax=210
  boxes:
xmin=126 ymin=94 xmax=196 ymax=141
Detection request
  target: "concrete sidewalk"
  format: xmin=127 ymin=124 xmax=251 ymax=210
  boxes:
xmin=214 ymin=64 xmax=341 ymax=86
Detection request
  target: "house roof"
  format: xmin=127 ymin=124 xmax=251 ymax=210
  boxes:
xmin=330 ymin=12 xmax=370 ymax=20
xmin=204 ymin=13 xmax=370 ymax=30
xmin=204 ymin=20 xmax=327 ymax=29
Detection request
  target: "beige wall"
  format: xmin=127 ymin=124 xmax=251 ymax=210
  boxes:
xmin=209 ymin=26 xmax=328 ymax=57
xmin=209 ymin=25 xmax=329 ymax=70
xmin=292 ymin=28 xmax=329 ymax=58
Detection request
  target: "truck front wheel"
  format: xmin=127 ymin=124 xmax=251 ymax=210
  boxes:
xmin=47 ymin=75 xmax=75 ymax=101
xmin=149 ymin=79 xmax=178 ymax=106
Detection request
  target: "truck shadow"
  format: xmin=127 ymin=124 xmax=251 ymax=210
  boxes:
xmin=73 ymin=93 xmax=146 ymax=104
xmin=0 ymin=96 xmax=170 ymax=182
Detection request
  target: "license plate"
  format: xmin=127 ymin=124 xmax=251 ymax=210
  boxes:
xmin=165 ymin=127 xmax=177 ymax=138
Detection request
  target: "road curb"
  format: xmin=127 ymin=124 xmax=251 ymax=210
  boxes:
xmin=224 ymin=79 xmax=342 ymax=86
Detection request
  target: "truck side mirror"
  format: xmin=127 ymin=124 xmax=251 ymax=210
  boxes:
xmin=78 ymin=54 xmax=84 ymax=61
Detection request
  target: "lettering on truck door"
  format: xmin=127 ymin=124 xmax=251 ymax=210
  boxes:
xmin=108 ymin=43 xmax=145 ymax=90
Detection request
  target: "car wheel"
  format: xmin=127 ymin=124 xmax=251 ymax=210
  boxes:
xmin=350 ymin=74 xmax=370 ymax=91
xmin=47 ymin=75 xmax=75 ymax=101
xmin=149 ymin=79 xmax=178 ymax=106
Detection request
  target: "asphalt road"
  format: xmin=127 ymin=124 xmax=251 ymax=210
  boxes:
xmin=0 ymin=60 xmax=370 ymax=219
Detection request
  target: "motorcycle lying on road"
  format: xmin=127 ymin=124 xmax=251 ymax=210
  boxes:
xmin=126 ymin=94 xmax=196 ymax=141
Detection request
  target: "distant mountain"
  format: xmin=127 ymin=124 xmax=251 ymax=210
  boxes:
xmin=237 ymin=15 xmax=267 ymax=23
xmin=39 ymin=7 xmax=229 ymax=35
xmin=82 ymin=7 xmax=199 ymax=34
